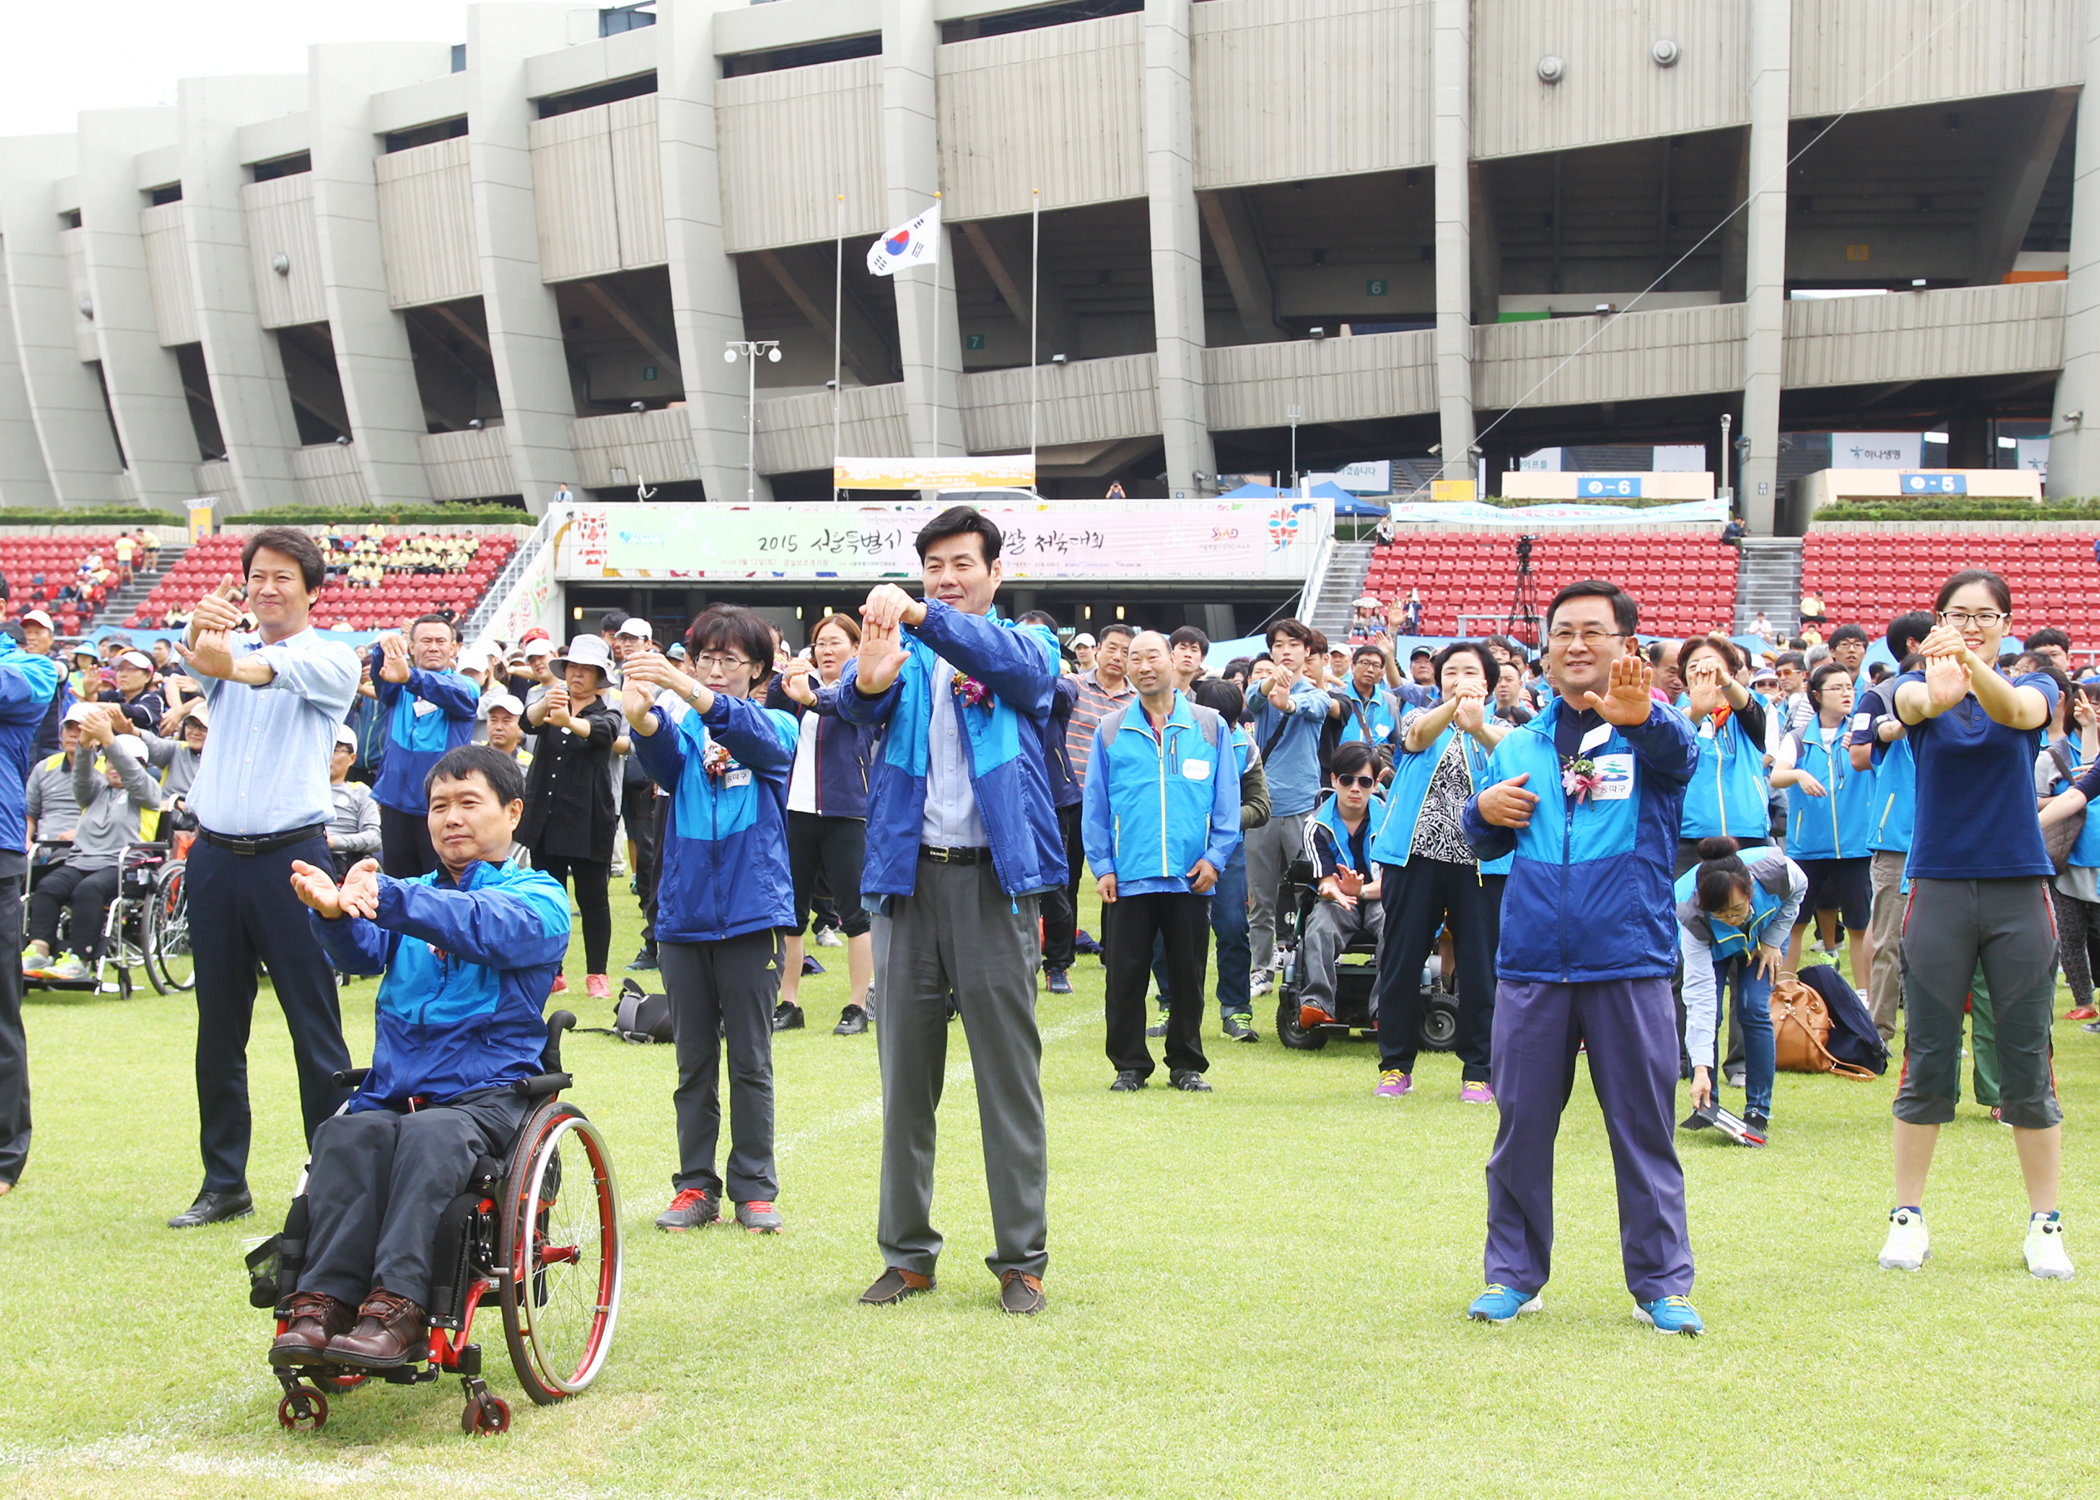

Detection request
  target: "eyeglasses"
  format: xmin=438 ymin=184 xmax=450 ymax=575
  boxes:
xmin=1546 ymin=628 xmax=1630 ymax=646
xmin=1939 ymin=610 xmax=2006 ymax=628
xmin=694 ymin=654 xmax=753 ymax=672
xmin=1334 ymin=774 xmax=1379 ymax=789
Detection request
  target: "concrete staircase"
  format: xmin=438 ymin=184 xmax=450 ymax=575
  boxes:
xmin=1307 ymin=540 xmax=1375 ymax=637
xmin=1733 ymin=537 xmax=1802 ymax=636
xmin=103 ymin=545 xmax=185 ymax=630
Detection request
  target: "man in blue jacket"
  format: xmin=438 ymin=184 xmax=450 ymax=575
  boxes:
xmin=838 ymin=505 xmax=1064 ymax=1316
xmin=368 ymin=615 xmax=481 ymax=878
xmin=1461 ymin=580 xmax=1705 ymax=1337
xmin=270 ymin=744 xmax=570 ymax=1368
xmin=1083 ymin=631 xmax=1239 ymax=1093
xmin=1245 ymin=620 xmax=1333 ymax=995
xmin=0 ymin=623 xmax=64 ymax=1196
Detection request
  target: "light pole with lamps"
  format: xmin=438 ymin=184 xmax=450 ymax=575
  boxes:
xmin=724 ymin=339 xmax=782 ymax=503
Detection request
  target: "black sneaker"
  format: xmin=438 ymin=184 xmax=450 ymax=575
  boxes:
xmin=626 ymin=946 xmax=658 ymax=972
xmin=834 ymin=1003 xmax=869 ymax=1035
xmin=1744 ymin=1112 xmax=1771 ymax=1138
xmin=1045 ymin=968 xmax=1072 ymax=995
xmin=772 ymin=1001 xmax=806 ymax=1032
xmin=1145 ymin=1011 xmax=1169 ymax=1039
xmin=655 ymin=1188 xmax=720 ymax=1231
xmin=1109 ymin=1069 xmax=1147 ymax=1091
xmin=1169 ymin=1069 xmax=1213 ymax=1093
xmin=1222 ymin=1011 xmax=1258 ymax=1043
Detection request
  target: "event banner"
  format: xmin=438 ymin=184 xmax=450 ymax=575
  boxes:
xmin=575 ymin=501 xmax=1318 ymax=580
xmin=1387 ymin=497 xmax=1728 ymax=525
xmin=832 ymin=454 xmax=1035 ymax=489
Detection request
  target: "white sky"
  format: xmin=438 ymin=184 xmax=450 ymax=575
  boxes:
xmin=0 ymin=1 xmax=473 ymax=137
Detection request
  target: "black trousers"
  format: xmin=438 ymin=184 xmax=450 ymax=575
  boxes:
xmin=1373 ymin=859 xmax=1503 ymax=1080
xmin=536 ymin=853 xmax=611 ymax=974
xmin=0 ymin=870 xmax=28 ymax=1184
xmin=299 ymin=1090 xmax=531 ymax=1312
xmin=379 ymin=802 xmax=439 ymax=879
xmin=26 ymin=862 xmax=119 ymax=961
xmin=787 ymin=811 xmax=869 ymax=936
xmin=640 ymin=796 xmax=668 ymax=947
xmin=661 ymin=930 xmax=781 ymax=1202
xmin=630 ymin=786 xmax=662 ymax=944
xmin=1041 ymin=801 xmax=1085 ymax=971
xmin=1104 ymin=891 xmax=1210 ymax=1079
xmin=190 ymin=832 xmax=353 ymax=1193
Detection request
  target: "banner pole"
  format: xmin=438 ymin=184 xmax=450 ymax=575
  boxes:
xmin=833 ymin=191 xmax=844 ymax=504
xmin=1030 ymin=186 xmax=1040 ymax=494
xmin=932 ymin=192 xmax=944 ymax=468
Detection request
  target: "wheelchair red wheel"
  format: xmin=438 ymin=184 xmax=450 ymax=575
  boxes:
xmin=317 ymin=1371 xmax=366 ymax=1393
xmin=497 ymin=1104 xmax=623 ymax=1406
xmin=277 ymin=1386 xmax=329 ymax=1431
xmin=462 ymin=1393 xmax=511 ymax=1436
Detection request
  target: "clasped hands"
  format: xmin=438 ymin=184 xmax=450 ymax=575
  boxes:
xmin=290 ymin=857 xmax=380 ymax=922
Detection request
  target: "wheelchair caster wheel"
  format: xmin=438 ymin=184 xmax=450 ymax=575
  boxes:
xmin=463 ymin=1393 xmax=511 ymax=1436
xmin=278 ymin=1386 xmax=329 ymax=1431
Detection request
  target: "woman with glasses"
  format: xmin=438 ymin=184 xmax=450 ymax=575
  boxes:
xmin=1677 ymin=836 xmax=1806 ymax=1140
xmin=1878 ymin=569 xmax=2071 ymax=1280
xmin=1769 ymin=661 xmax=1874 ymax=991
xmin=1674 ymin=634 xmax=1769 ymax=877
xmin=1366 ymin=640 xmax=1510 ymax=1103
xmin=622 ymin=604 xmax=799 ymax=1236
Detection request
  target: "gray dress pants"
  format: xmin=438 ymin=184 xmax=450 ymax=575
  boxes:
xmin=871 ymin=857 xmax=1047 ymax=1280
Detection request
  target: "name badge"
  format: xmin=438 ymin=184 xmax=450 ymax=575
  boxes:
xmin=1578 ymin=723 xmax=1613 ymax=755
xmin=1182 ymin=758 xmax=1212 ymax=781
xmin=1589 ymin=752 xmax=1635 ymax=800
xmin=723 ymin=768 xmax=752 ymax=789
xmin=412 ymin=699 xmax=439 ymax=717
xmin=1697 ymin=719 xmax=1717 ymax=740
xmin=1850 ymin=712 xmax=1871 ymax=734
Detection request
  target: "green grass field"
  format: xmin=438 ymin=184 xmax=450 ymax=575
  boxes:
xmin=1 ymin=887 xmax=2094 ymax=1499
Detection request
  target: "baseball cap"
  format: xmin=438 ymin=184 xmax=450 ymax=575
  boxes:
xmin=334 ymin=726 xmax=357 ymax=749
xmin=1071 ymin=632 xmax=1097 ymax=648
xmin=1410 ymin=646 xmax=1434 ymax=659
xmin=666 ymin=642 xmax=688 ymax=660
xmin=117 ymin=650 xmax=155 ymax=673
xmin=21 ymin=610 xmax=52 ymax=630
xmin=482 ymin=691 xmax=525 ymax=718
xmin=616 ymin=619 xmax=653 ymax=640
xmin=522 ymin=639 xmax=554 ymax=658
xmin=62 ymin=702 xmax=96 ymax=726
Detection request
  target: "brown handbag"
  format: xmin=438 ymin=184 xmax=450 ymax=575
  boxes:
xmin=1770 ymin=978 xmax=1877 ymax=1080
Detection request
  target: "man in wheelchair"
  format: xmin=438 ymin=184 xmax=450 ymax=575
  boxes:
xmin=270 ymin=744 xmax=571 ymax=1371
xmin=1293 ymin=742 xmax=1386 ymax=1030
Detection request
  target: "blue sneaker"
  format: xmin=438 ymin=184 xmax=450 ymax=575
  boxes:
xmin=1633 ymin=1295 xmax=1705 ymax=1336
xmin=1466 ymin=1284 xmax=1541 ymax=1324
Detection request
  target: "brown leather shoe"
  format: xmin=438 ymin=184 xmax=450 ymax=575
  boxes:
xmin=999 ymin=1270 xmax=1046 ymax=1316
xmin=323 ymin=1288 xmax=427 ymax=1368
xmin=859 ymin=1266 xmax=935 ymax=1305
xmin=269 ymin=1291 xmax=355 ymax=1367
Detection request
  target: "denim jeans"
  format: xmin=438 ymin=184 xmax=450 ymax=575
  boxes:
xmin=1711 ymin=953 xmax=1774 ymax=1120
xmin=1151 ymin=846 xmax=1252 ymax=1018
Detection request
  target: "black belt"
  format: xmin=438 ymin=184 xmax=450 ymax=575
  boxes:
xmin=919 ymin=844 xmax=991 ymax=866
xmin=200 ymin=822 xmax=328 ymax=856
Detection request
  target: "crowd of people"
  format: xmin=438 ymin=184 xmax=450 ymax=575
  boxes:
xmin=0 ymin=508 xmax=2082 ymax=1356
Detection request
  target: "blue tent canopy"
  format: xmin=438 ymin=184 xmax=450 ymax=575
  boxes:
xmin=1219 ymin=480 xmax=1387 ymax=516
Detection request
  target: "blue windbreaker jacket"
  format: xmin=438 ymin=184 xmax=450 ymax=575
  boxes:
xmin=838 ymin=600 xmax=1065 ymax=901
xmin=631 ymin=692 xmax=798 ymax=943
xmin=1462 ymin=695 xmax=1697 ymax=983
xmin=1679 ymin=708 xmax=1769 ymax=843
xmin=1783 ymin=722 xmax=1874 ymax=860
xmin=367 ymin=644 xmax=482 ymax=814
xmin=0 ymin=639 xmax=63 ymax=854
xmin=311 ymin=857 xmax=571 ymax=1110
xmin=1080 ymin=693 xmax=1240 ymax=895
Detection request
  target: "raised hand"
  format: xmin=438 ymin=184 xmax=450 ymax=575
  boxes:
xmin=543 ymin=682 xmax=572 ymax=729
xmin=1266 ymin=671 xmax=1295 ymax=712
xmin=377 ymin=633 xmax=412 ymax=684
xmin=288 ymin=860 xmax=346 ymax=920
xmin=1581 ymin=654 xmax=1656 ymax=727
xmin=854 ymin=617 xmax=911 ymax=695
xmin=622 ymin=649 xmax=697 ymax=702
xmin=337 ymin=858 xmax=382 ymax=920
xmin=779 ymin=656 xmax=818 ymax=707
xmin=1685 ymin=659 xmax=1725 ymax=719
xmin=1477 ymin=772 xmax=1537 ymax=829
xmin=188 ymin=575 xmax=245 ymax=637
xmin=860 ymin=583 xmax=925 ymax=631
xmin=1924 ymin=651 xmax=1971 ymax=713
xmin=1451 ymin=689 xmax=1488 ymax=733
xmin=620 ymin=671 xmax=659 ymax=731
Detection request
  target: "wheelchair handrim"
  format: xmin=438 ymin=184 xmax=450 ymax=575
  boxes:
xmin=507 ymin=1111 xmax=621 ymax=1397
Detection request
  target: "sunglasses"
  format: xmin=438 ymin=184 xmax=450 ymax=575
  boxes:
xmin=1334 ymin=774 xmax=1378 ymax=789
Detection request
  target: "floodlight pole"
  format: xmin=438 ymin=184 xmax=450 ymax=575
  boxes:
xmin=725 ymin=339 xmax=781 ymax=504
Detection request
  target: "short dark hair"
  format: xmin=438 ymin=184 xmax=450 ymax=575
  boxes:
xmin=913 ymin=505 xmax=1002 ymax=563
xmin=685 ymin=603 xmax=776 ymax=681
xmin=1220 ymin=656 xmax=1254 ymax=685
xmin=1431 ymin=640 xmax=1500 ymax=687
xmin=1545 ymin=579 xmax=1637 ymax=637
xmin=1936 ymin=567 xmax=2012 ymax=616
xmin=599 ymin=609 xmax=630 ymax=635
xmin=1330 ymin=741 xmax=1376 ymax=779
xmin=1775 ymin=651 xmax=1807 ymax=671
xmin=1808 ymin=660 xmax=1855 ymax=700
xmin=2027 ymin=625 xmax=2074 ymax=653
xmin=1267 ymin=618 xmax=1314 ymax=651
xmin=411 ymin=612 xmax=461 ymax=643
xmin=1168 ymin=625 xmax=1210 ymax=654
xmin=424 ymin=742 xmax=526 ymax=806
xmin=1828 ymin=623 xmax=1870 ymax=650
xmin=1097 ymin=622 xmax=1136 ymax=645
xmin=242 ymin=526 xmax=326 ymax=592
xmin=1190 ymin=676 xmax=1244 ymax=723
xmin=1676 ymin=633 xmax=1745 ymax=681
xmin=1886 ymin=611 xmax=1935 ymax=661
xmin=1692 ymin=837 xmax=1753 ymax=913
xmin=1306 ymin=628 xmax=1330 ymax=658
xmin=1018 ymin=609 xmax=1058 ymax=629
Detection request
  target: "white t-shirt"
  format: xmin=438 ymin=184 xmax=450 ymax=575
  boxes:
xmin=788 ymin=710 xmax=820 ymax=814
xmin=1772 ymin=719 xmax=1846 ymax=773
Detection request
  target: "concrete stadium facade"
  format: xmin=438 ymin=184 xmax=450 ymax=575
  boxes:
xmin=1 ymin=0 xmax=2095 ymax=528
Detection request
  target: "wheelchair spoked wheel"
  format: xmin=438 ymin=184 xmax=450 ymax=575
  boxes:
xmin=1274 ymin=996 xmax=1329 ymax=1050
xmin=145 ymin=862 xmax=194 ymax=994
xmin=496 ymin=1103 xmax=622 ymax=1407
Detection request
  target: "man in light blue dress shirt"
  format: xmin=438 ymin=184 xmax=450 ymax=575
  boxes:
xmin=166 ymin=528 xmax=361 ymax=1230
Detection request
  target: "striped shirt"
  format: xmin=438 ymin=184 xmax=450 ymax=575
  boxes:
xmin=1064 ymin=668 xmax=1136 ymax=788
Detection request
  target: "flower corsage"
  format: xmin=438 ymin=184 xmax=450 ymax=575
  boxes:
xmin=703 ymin=741 xmax=732 ymax=779
xmin=1561 ymin=755 xmax=1601 ymax=805
xmin=951 ymin=671 xmax=991 ymax=709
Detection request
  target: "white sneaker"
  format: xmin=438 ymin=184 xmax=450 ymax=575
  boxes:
xmin=1250 ymin=968 xmax=1274 ymax=996
xmin=2025 ymin=1214 xmax=2075 ymax=1280
xmin=813 ymin=928 xmax=845 ymax=949
xmin=1878 ymin=1208 xmax=1930 ymax=1270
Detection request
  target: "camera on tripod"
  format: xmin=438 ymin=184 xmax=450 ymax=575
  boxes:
xmin=1515 ymin=534 xmax=1536 ymax=568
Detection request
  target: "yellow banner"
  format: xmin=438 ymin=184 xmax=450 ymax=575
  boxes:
xmin=187 ymin=503 xmax=214 ymax=542
xmin=1429 ymin=480 xmax=1477 ymax=503
xmin=832 ymin=454 xmax=1036 ymax=490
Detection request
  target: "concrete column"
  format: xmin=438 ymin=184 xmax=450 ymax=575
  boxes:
xmin=177 ymin=75 xmax=307 ymax=514
xmin=310 ymin=43 xmax=447 ymax=508
xmin=1143 ymin=0 xmax=1215 ymax=496
xmin=467 ymin=4 xmax=585 ymax=515
xmin=0 ymin=265 xmax=54 ymax=506
xmin=656 ymin=0 xmax=771 ymax=502
xmin=2049 ymin=1 xmax=2100 ymax=498
xmin=882 ymin=0 xmax=963 ymax=459
xmin=1739 ymin=0 xmax=1792 ymax=533
xmin=0 ymin=135 xmax=125 ymax=504
xmin=1431 ymin=0 xmax=1475 ymax=473
xmin=76 ymin=107 xmax=200 ymax=513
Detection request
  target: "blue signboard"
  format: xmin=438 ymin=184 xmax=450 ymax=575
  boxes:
xmin=1577 ymin=476 xmax=1644 ymax=499
xmin=1899 ymin=472 xmax=1967 ymax=494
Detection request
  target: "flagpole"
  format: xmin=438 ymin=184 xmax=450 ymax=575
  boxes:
xmin=832 ymin=190 xmax=843 ymax=504
xmin=931 ymin=190 xmax=944 ymax=463
xmin=1029 ymin=186 xmax=1040 ymax=494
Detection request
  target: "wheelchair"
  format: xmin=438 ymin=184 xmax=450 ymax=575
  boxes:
xmin=248 ymin=1011 xmax=624 ymax=1437
xmin=22 ymin=837 xmax=192 ymax=998
xmin=1271 ymin=853 xmax=1459 ymax=1052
